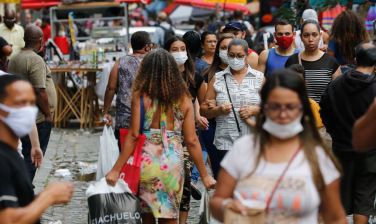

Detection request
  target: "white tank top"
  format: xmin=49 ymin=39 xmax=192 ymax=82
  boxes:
xmin=294 ymin=30 xmax=324 ymax=51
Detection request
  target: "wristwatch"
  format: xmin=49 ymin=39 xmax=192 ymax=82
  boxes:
xmin=101 ymin=109 xmax=111 ymax=115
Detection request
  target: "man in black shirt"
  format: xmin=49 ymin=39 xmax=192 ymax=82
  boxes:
xmin=0 ymin=75 xmax=73 ymax=224
xmin=0 ymin=37 xmax=12 ymax=72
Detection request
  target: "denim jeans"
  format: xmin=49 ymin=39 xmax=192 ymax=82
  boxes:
xmin=191 ymin=129 xmax=208 ymax=184
xmin=21 ymin=121 xmax=53 ymax=182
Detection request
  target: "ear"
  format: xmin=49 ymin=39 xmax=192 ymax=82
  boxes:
xmin=293 ymin=31 xmax=296 ymax=37
xmin=242 ymin=31 xmax=246 ymax=39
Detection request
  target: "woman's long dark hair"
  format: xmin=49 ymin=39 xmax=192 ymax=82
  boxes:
xmin=252 ymin=69 xmax=341 ymax=197
xmin=132 ymin=49 xmax=190 ymax=109
xmin=329 ymin=10 xmax=369 ymax=64
xmin=183 ymin=31 xmax=202 ymax=60
xmin=164 ymin=35 xmax=196 ymax=88
xmin=203 ymin=33 xmax=235 ymax=81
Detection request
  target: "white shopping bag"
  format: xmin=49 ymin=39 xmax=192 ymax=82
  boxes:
xmin=199 ymin=189 xmax=210 ymax=224
xmin=96 ymin=126 xmax=119 ymax=180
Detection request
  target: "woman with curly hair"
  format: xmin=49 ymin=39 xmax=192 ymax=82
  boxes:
xmin=328 ymin=10 xmax=369 ymax=73
xmin=106 ymin=49 xmax=216 ymax=224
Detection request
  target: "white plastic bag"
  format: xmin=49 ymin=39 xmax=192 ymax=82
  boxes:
xmin=96 ymin=126 xmax=119 ymax=180
xmin=199 ymin=189 xmax=210 ymax=224
xmin=86 ymin=178 xmax=142 ymax=224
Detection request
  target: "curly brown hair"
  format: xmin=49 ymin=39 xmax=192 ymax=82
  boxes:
xmin=132 ymin=49 xmax=191 ymax=109
xmin=329 ymin=10 xmax=369 ymax=64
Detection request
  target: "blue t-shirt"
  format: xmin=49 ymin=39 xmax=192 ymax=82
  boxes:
xmin=265 ymin=48 xmax=300 ymax=75
xmin=195 ymin=58 xmax=210 ymax=75
xmin=328 ymin=39 xmax=355 ymax=73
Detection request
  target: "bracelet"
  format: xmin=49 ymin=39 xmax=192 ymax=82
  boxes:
xmin=101 ymin=109 xmax=111 ymax=115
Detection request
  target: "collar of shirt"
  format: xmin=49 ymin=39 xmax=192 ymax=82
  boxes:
xmin=0 ymin=23 xmax=20 ymax=32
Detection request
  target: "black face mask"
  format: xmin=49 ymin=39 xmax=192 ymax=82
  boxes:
xmin=4 ymin=18 xmax=15 ymax=29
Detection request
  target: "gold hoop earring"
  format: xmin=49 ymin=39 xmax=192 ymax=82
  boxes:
xmin=304 ymin=115 xmax=310 ymax=122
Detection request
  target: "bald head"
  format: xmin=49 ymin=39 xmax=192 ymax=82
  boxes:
xmin=24 ymin=25 xmax=44 ymax=48
xmin=157 ymin=12 xmax=167 ymax=22
xmin=5 ymin=9 xmax=15 ymax=18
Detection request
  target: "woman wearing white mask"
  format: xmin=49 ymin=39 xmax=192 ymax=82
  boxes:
xmin=210 ymin=70 xmax=346 ymax=223
xmin=164 ymin=36 xmax=214 ymax=224
xmin=201 ymin=38 xmax=265 ymax=177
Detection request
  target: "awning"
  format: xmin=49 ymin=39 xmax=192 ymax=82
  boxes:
xmin=22 ymin=0 xmax=150 ymax=10
xmin=162 ymin=3 xmax=179 ymax=14
xmin=174 ymin=0 xmax=250 ymax=15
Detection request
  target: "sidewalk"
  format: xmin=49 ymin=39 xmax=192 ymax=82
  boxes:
xmin=34 ymin=128 xmax=205 ymax=224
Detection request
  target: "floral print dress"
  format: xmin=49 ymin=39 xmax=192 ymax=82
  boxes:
xmin=138 ymin=99 xmax=185 ymax=219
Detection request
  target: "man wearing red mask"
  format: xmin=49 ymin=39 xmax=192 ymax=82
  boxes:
xmin=256 ymin=19 xmax=300 ymax=76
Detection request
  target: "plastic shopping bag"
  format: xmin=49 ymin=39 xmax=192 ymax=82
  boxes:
xmin=198 ymin=189 xmax=210 ymax=224
xmin=96 ymin=126 xmax=119 ymax=180
xmin=86 ymin=178 xmax=142 ymax=224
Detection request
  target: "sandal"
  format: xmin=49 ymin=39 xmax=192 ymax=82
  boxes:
xmin=191 ymin=182 xmax=202 ymax=200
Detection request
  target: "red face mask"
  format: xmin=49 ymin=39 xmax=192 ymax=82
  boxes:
xmin=275 ymin=36 xmax=294 ymax=49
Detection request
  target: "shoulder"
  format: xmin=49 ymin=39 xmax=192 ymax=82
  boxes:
xmin=248 ymin=66 xmax=264 ymax=79
xmin=285 ymin=53 xmax=299 ymax=66
xmin=323 ymin=53 xmax=339 ymax=65
xmin=14 ymin=24 xmax=24 ymax=32
xmin=259 ymin=49 xmax=270 ymax=59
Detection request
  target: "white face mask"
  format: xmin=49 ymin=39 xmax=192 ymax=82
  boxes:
xmin=219 ymin=50 xmax=229 ymax=65
xmin=0 ymin=103 xmax=38 ymax=138
xmin=228 ymin=58 xmax=246 ymax=71
xmin=171 ymin=52 xmax=188 ymax=67
xmin=262 ymin=113 xmax=304 ymax=140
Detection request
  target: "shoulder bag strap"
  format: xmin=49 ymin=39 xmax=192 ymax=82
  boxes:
xmin=139 ymin=97 xmax=145 ymax=135
xmin=265 ymin=146 xmax=301 ymax=212
xmin=224 ymin=74 xmax=242 ymax=136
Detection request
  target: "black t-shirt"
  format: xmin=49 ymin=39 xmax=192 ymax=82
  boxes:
xmin=0 ymin=37 xmax=9 ymax=72
xmin=182 ymin=71 xmax=204 ymax=102
xmin=0 ymin=141 xmax=39 ymax=224
xmin=203 ymin=67 xmax=225 ymax=83
xmin=285 ymin=53 xmax=340 ymax=102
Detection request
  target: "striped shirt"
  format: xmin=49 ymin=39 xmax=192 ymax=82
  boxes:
xmin=285 ymin=53 xmax=340 ymax=102
xmin=213 ymin=66 xmax=264 ymax=151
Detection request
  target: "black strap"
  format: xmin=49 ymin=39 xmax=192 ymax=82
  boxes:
xmin=139 ymin=97 xmax=145 ymax=135
xmin=224 ymin=74 xmax=242 ymax=136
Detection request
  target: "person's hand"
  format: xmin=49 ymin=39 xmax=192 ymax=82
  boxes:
xmin=319 ymin=44 xmax=328 ymax=52
xmin=220 ymin=103 xmax=232 ymax=115
xmin=103 ymin=114 xmax=113 ymax=127
xmin=44 ymin=182 xmax=74 ymax=204
xmin=245 ymin=118 xmax=256 ymax=127
xmin=197 ymin=116 xmax=209 ymax=130
xmin=226 ymin=199 xmax=247 ymax=216
xmin=201 ymin=174 xmax=217 ymax=191
xmin=45 ymin=113 xmax=53 ymax=122
xmin=31 ymin=146 xmax=43 ymax=168
xmin=106 ymin=169 xmax=120 ymax=187
xmin=239 ymin=105 xmax=259 ymax=120
xmin=205 ymin=99 xmax=217 ymax=109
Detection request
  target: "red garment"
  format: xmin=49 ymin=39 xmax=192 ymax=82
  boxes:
xmin=248 ymin=48 xmax=258 ymax=56
xmin=41 ymin=24 xmax=51 ymax=51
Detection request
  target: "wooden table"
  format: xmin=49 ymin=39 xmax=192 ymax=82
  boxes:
xmin=51 ymin=68 xmax=102 ymax=129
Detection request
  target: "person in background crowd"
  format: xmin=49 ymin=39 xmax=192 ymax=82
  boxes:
xmin=218 ymin=25 xmax=226 ymax=38
xmin=233 ymin=9 xmax=254 ymax=49
xmin=201 ymin=38 xmax=264 ymax=178
xmin=353 ymin=98 xmax=376 ymax=153
xmin=257 ymin=31 xmax=275 ymax=53
xmin=257 ymin=19 xmax=300 ymax=76
xmin=25 ymin=13 xmax=32 ymax=27
xmin=285 ymin=19 xmax=341 ymax=102
xmin=210 ymin=70 xmax=346 ymax=223
xmin=320 ymin=43 xmax=376 ymax=224
xmin=195 ymin=31 xmax=217 ymax=75
xmin=106 ymin=49 xmax=216 ymax=224
xmin=8 ymin=25 xmax=56 ymax=183
xmin=222 ymin=21 xmax=259 ymax=69
xmin=201 ymin=33 xmax=235 ymax=180
xmin=194 ymin=20 xmax=205 ymax=34
xmin=328 ymin=10 xmax=369 ymax=73
xmin=207 ymin=14 xmax=221 ymax=33
xmin=103 ymin=31 xmax=152 ymax=150
xmin=288 ymin=64 xmax=324 ymax=128
xmin=182 ymin=31 xmax=209 ymax=190
xmin=15 ymin=12 xmax=21 ymax=25
xmin=0 ymin=9 xmax=25 ymax=60
xmin=0 ymin=75 xmax=74 ymax=224
xmin=164 ymin=35 xmax=212 ymax=224
xmin=40 ymin=17 xmax=51 ymax=51
xmin=293 ymin=9 xmax=329 ymax=52
xmin=0 ymin=37 xmax=12 ymax=72
xmin=152 ymin=12 xmax=175 ymax=49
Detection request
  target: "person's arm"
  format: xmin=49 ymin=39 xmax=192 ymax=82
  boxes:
xmin=106 ymin=92 xmax=142 ymax=186
xmin=319 ymin=32 xmax=329 ymax=52
xmin=319 ymin=84 xmax=333 ymax=135
xmin=181 ymin=97 xmax=216 ymax=190
xmin=200 ymin=75 xmax=231 ymax=119
xmin=247 ymin=51 xmax=258 ymax=69
xmin=2 ymin=45 xmax=12 ymax=56
xmin=353 ymin=98 xmax=376 ymax=153
xmin=332 ymin=66 xmax=341 ymax=79
xmin=327 ymin=39 xmax=335 ymax=56
xmin=29 ymin=123 xmax=43 ymax=167
xmin=319 ymin=179 xmax=347 ymax=223
xmin=256 ymin=50 xmax=268 ymax=74
xmin=103 ymin=59 xmax=119 ymax=126
xmin=34 ymin=88 xmax=52 ymax=121
xmin=196 ymin=82 xmax=209 ymax=130
xmin=0 ymin=182 xmax=73 ymax=224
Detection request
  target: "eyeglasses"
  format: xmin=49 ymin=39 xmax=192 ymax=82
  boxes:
xmin=228 ymin=54 xmax=246 ymax=60
xmin=3 ymin=18 xmax=16 ymax=22
xmin=264 ymin=104 xmax=303 ymax=118
xmin=147 ymin=43 xmax=154 ymax=48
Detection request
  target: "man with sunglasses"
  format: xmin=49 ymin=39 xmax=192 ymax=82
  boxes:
xmin=102 ymin=31 xmax=152 ymax=150
xmin=8 ymin=25 xmax=56 ymax=185
xmin=0 ymin=9 xmax=25 ymax=60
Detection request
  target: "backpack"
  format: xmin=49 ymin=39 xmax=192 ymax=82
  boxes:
xmin=241 ymin=22 xmax=254 ymax=50
xmin=160 ymin=25 xmax=175 ymax=48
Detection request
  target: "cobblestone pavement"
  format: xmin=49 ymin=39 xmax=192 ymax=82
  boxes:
xmin=34 ymin=128 xmax=206 ymax=224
